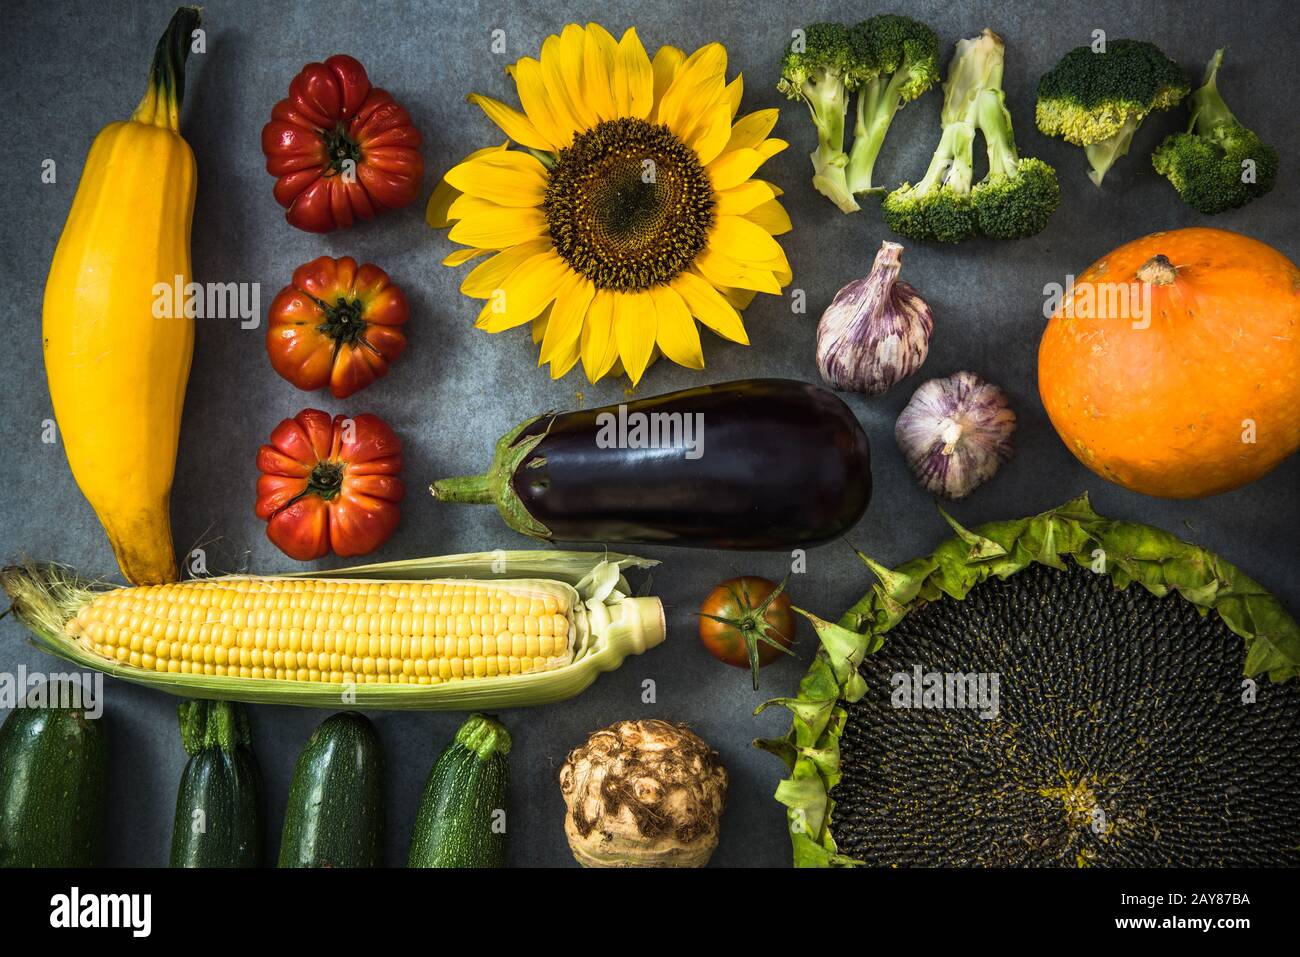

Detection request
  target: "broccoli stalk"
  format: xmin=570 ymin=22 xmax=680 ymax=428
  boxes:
xmin=881 ymin=119 xmax=977 ymax=242
xmin=972 ymin=88 xmax=1061 ymax=239
xmin=1083 ymin=118 xmax=1141 ymax=187
xmin=804 ymin=76 xmax=856 ymax=213
xmin=847 ymin=69 xmax=912 ymax=195
xmin=1190 ymin=49 xmax=1237 ymax=132
xmin=883 ymin=29 xmax=1058 ymax=243
xmin=778 ymin=23 xmax=860 ymax=213
xmin=844 ymin=15 xmax=940 ymax=196
xmin=1151 ymin=49 xmax=1279 ymax=213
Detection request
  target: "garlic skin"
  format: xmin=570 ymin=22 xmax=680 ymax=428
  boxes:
xmin=895 ymin=371 xmax=1016 ymax=500
xmin=816 ymin=241 xmax=933 ymax=395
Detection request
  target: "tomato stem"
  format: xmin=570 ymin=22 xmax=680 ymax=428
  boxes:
xmin=322 ymin=123 xmax=362 ymax=175
xmin=305 ymin=461 xmax=345 ymax=501
xmin=702 ymin=576 xmax=796 ymax=690
xmin=313 ymin=295 xmax=369 ymax=346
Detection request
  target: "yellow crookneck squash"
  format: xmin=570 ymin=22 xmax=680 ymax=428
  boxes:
xmin=43 ymin=8 xmax=201 ymax=585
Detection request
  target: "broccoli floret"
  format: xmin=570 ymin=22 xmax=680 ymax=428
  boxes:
xmin=778 ymin=23 xmax=867 ymax=213
xmin=1151 ymin=49 xmax=1278 ymax=214
xmin=882 ymin=30 xmax=1001 ymax=243
xmin=844 ymin=15 xmax=940 ymax=196
xmin=885 ymin=28 xmax=1054 ymax=243
xmin=882 ymin=119 xmax=977 ymax=242
xmin=1036 ymin=39 xmax=1190 ymax=186
xmin=971 ymin=88 xmax=1060 ymax=239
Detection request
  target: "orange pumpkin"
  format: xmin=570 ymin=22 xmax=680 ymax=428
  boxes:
xmin=1039 ymin=227 xmax=1300 ymax=498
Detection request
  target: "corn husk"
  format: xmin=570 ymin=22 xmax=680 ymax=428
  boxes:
xmin=1 ymin=550 xmax=664 ymax=711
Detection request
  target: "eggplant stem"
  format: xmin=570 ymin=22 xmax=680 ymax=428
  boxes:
xmin=429 ymin=473 xmax=493 ymax=504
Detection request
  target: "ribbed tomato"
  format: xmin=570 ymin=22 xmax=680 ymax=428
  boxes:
xmin=255 ymin=409 xmax=404 ymax=560
xmin=261 ymin=55 xmax=423 ymax=233
xmin=267 ymin=256 xmax=409 ymax=398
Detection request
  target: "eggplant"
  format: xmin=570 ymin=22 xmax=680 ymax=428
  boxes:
xmin=430 ymin=379 xmax=871 ymax=549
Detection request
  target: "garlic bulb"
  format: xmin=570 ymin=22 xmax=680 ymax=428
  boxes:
xmin=816 ymin=241 xmax=933 ymax=395
xmin=895 ymin=371 xmax=1016 ymax=500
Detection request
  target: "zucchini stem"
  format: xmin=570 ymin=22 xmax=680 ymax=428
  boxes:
xmin=178 ymin=699 xmax=250 ymax=755
xmin=454 ymin=714 xmax=512 ymax=760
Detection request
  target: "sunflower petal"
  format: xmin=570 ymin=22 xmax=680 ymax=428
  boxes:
xmin=427 ymin=143 xmax=508 ymax=227
xmin=448 ymin=203 xmax=548 ymax=249
xmin=707 ymin=139 xmax=787 ymax=190
xmin=513 ymin=56 xmax=573 ymax=148
xmin=581 ymin=24 xmax=618 ymax=121
xmin=723 ymin=109 xmax=780 ymax=153
xmin=531 ymin=38 xmax=583 ymax=147
xmin=725 ymin=74 xmax=744 ymax=117
xmin=540 ymin=273 xmax=596 ymax=366
xmin=467 ymin=94 xmax=553 ymax=152
xmin=695 ymin=246 xmax=783 ymax=295
xmin=443 ymin=247 xmax=492 ymax=267
xmin=671 ymin=271 xmax=750 ymax=344
xmin=745 ymin=197 xmax=794 ymax=236
xmin=714 ymin=180 xmax=776 ymax=216
xmin=689 ymin=101 xmax=735 ymax=166
xmin=445 ymin=192 xmax=507 ymax=221
xmin=444 ymin=150 xmax=548 ymax=207
xmin=544 ymin=27 xmax=597 ymax=130
xmin=711 ymin=214 xmax=787 ymax=262
xmin=460 ymin=237 xmax=554 ymax=297
xmin=718 ymin=286 xmax=758 ymax=310
xmin=613 ymin=290 xmax=657 ymax=385
xmin=580 ymin=290 xmax=621 ymax=382
xmin=650 ymin=45 xmax=685 ymax=120
xmin=531 ymin=309 xmax=549 ymax=345
xmin=649 ymin=285 xmax=704 ymax=370
xmin=475 ymin=251 xmax=573 ymax=333
xmin=548 ymin=334 xmax=583 ymax=378
xmin=657 ymin=43 xmax=728 ymax=139
xmin=614 ymin=28 xmax=654 ymax=119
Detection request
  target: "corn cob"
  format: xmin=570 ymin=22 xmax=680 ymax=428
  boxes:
xmin=1 ymin=552 xmax=665 ymax=710
xmin=66 ymin=577 xmax=579 ymax=685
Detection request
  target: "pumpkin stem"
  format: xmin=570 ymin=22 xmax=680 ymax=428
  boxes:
xmin=1136 ymin=255 xmax=1178 ymax=286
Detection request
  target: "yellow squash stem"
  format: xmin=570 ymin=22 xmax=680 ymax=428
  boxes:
xmin=42 ymin=7 xmax=201 ymax=585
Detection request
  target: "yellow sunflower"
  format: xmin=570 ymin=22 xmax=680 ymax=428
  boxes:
xmin=427 ymin=22 xmax=792 ymax=385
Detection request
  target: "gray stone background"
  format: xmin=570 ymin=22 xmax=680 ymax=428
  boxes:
xmin=1 ymin=0 xmax=1296 ymax=867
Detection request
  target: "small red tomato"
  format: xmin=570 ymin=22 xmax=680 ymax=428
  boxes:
xmin=698 ymin=577 xmax=796 ymax=689
xmin=255 ymin=409 xmax=404 ymax=560
xmin=267 ymin=256 xmax=409 ymax=398
xmin=261 ymin=54 xmax=424 ymax=233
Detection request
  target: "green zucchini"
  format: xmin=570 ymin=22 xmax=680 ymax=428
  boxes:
xmin=279 ymin=712 xmax=384 ymax=867
xmin=0 ymin=699 xmax=105 ymax=867
xmin=408 ymin=713 xmax=511 ymax=868
xmin=169 ymin=700 xmax=263 ymax=867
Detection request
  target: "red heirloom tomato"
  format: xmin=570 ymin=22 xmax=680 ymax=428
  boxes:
xmin=267 ymin=256 xmax=409 ymax=398
xmin=255 ymin=409 xmax=404 ymax=560
xmin=261 ymin=54 xmax=424 ymax=232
